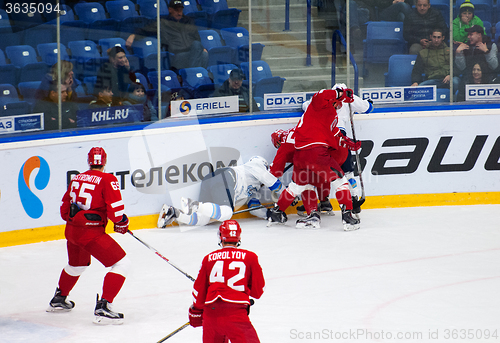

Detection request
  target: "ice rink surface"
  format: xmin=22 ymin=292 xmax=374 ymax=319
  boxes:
xmin=1 ymin=205 xmax=500 ymax=343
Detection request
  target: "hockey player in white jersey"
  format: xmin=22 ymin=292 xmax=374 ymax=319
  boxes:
xmin=157 ymin=156 xmax=283 ymax=228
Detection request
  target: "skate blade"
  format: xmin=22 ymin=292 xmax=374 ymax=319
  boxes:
xmin=296 ymin=221 xmax=321 ymax=229
xmin=296 ymin=211 xmax=307 ymax=217
xmin=93 ymin=316 xmax=124 ymax=325
xmin=46 ymin=306 xmax=72 ymax=313
xmin=343 ymin=223 xmax=360 ymax=231
xmin=319 ymin=210 xmax=335 ymax=216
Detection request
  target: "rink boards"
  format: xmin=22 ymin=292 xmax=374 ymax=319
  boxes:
xmin=1 ymin=104 xmax=499 ymax=246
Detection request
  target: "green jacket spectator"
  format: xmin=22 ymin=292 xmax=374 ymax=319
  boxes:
xmin=453 ymin=0 xmax=484 ymax=44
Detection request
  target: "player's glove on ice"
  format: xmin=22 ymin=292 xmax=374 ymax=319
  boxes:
xmin=114 ymin=214 xmax=129 ymax=234
xmin=189 ymin=305 xmax=203 ymax=327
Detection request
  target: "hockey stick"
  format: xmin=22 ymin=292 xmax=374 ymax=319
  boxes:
xmin=233 ymin=203 xmax=275 ymax=215
xmin=127 ymin=230 xmax=196 ymax=282
xmin=348 ymin=103 xmax=365 ymax=201
xmin=157 ymin=322 xmax=190 ymax=342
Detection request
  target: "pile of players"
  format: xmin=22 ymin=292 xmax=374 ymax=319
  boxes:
xmin=158 ymin=83 xmax=372 ymax=232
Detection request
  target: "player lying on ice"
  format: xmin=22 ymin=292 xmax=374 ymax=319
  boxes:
xmin=157 ymin=156 xmax=283 ymax=228
xmin=266 ymin=86 xmax=363 ymax=231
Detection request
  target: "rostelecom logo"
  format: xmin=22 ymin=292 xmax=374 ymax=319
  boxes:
xmin=18 ymin=156 xmax=50 ymax=219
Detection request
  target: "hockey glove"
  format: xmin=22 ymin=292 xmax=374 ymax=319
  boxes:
xmin=343 ymin=88 xmax=355 ymax=103
xmin=189 ymin=305 xmax=203 ymax=327
xmin=336 ymin=131 xmax=361 ymax=151
xmin=114 ymin=214 xmax=129 ymax=234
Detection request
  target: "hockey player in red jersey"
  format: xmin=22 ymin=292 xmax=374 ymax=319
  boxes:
xmin=267 ymin=88 xmax=362 ymax=230
xmin=47 ymin=147 xmax=131 ymax=325
xmin=189 ymin=220 xmax=265 ymax=343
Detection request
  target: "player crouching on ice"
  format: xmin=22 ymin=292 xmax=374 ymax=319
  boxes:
xmin=157 ymin=156 xmax=283 ymax=228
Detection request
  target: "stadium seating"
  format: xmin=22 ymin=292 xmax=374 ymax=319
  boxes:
xmin=220 ymin=27 xmax=265 ymax=64
xmin=18 ymin=80 xmax=42 ymax=107
xmin=0 ymin=83 xmax=21 ymax=105
xmin=44 ymin=4 xmax=76 ymax=23
xmin=5 ymin=45 xmax=39 ymax=67
xmin=198 ymin=29 xmax=235 ymax=66
xmin=19 ymin=63 xmax=50 ymax=84
xmin=198 ymin=0 xmax=240 ymax=29
xmin=106 ymin=0 xmax=139 ymax=21
xmin=384 ymin=54 xmax=417 ymax=87
xmin=74 ymin=2 xmax=108 ymax=24
xmin=37 ymin=43 xmax=70 ymax=66
xmin=23 ymin=24 xmax=57 ymax=50
xmin=455 ymin=0 xmax=493 ymax=23
xmin=98 ymin=38 xmax=129 ymax=55
xmin=147 ymin=70 xmax=183 ymax=92
xmin=207 ymin=63 xmax=238 ymax=86
xmin=137 ymin=0 xmax=169 ymax=18
xmin=179 ymin=67 xmax=215 ymax=98
xmin=240 ymin=61 xmax=285 ymax=98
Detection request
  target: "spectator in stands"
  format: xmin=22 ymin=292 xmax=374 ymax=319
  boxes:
xmin=455 ymin=25 xmax=498 ymax=74
xmin=33 ymin=82 xmax=78 ymax=131
xmin=212 ymin=68 xmax=259 ymax=112
xmin=403 ymin=0 xmax=447 ymax=54
xmin=122 ymin=82 xmax=158 ymax=121
xmin=89 ymin=81 xmax=114 ymax=109
xmin=410 ymin=28 xmax=460 ymax=90
xmin=96 ymin=46 xmax=135 ymax=106
xmin=126 ymin=0 xmax=208 ymax=71
xmin=453 ymin=0 xmax=484 ymax=45
xmin=457 ymin=60 xmax=498 ymax=101
xmin=35 ymin=61 xmax=80 ymax=103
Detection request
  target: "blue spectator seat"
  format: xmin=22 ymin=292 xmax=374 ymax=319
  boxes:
xmin=429 ymin=0 xmax=450 ymax=22
xmin=9 ymin=9 xmax=45 ymax=32
xmin=23 ymin=24 xmax=57 ymax=50
xmin=44 ymin=4 xmax=76 ymax=23
xmin=137 ymin=0 xmax=168 ymax=18
xmin=198 ymin=0 xmax=240 ymax=29
xmin=0 ymin=9 xmax=11 ymax=31
xmin=240 ymin=61 xmax=285 ymax=98
xmin=179 ymin=67 xmax=215 ymax=98
xmin=207 ymin=63 xmax=238 ymax=86
xmin=106 ymin=0 xmax=139 ymax=20
xmin=99 ymin=37 xmax=129 ymax=55
xmin=120 ymin=16 xmax=151 ymax=38
xmin=220 ymin=27 xmax=265 ymax=64
xmin=483 ymin=21 xmax=492 ymax=39
xmin=5 ymin=45 xmax=39 ymax=67
xmin=147 ymin=70 xmax=183 ymax=92
xmin=198 ymin=29 xmax=235 ymax=66
xmin=18 ymin=81 xmax=41 ymax=107
xmin=74 ymin=2 xmax=108 ymax=24
xmin=0 ymin=30 xmax=24 ymax=55
xmin=0 ymin=65 xmax=19 ymax=89
xmin=0 ymin=101 xmax=31 ymax=117
xmin=0 ymin=83 xmax=21 ymax=105
xmin=183 ymin=0 xmax=209 ymax=28
xmin=384 ymin=54 xmax=417 ymax=87
xmin=436 ymin=88 xmax=452 ymax=102
xmin=87 ymin=19 xmax=121 ymax=42
xmin=0 ymin=48 xmax=6 ymax=65
xmin=254 ymin=96 xmax=264 ymax=110
xmin=37 ymin=43 xmax=70 ymax=66
xmin=363 ymin=21 xmax=407 ymax=74
xmin=132 ymin=37 xmax=159 ymax=70
xmin=68 ymin=40 xmax=102 ymax=79
xmin=83 ymin=76 xmax=98 ymax=96
xmin=143 ymin=51 xmax=171 ymax=72
xmin=128 ymin=54 xmax=141 ymax=72
xmin=19 ymin=63 xmax=50 ymax=84
xmin=134 ymin=72 xmax=150 ymax=89
xmin=59 ymin=21 xmax=88 ymax=47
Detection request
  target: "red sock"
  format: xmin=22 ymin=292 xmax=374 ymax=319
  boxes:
xmin=102 ymin=272 xmax=126 ymax=303
xmin=336 ymin=183 xmax=352 ymax=210
xmin=277 ymin=189 xmax=296 ymax=212
xmin=302 ymin=190 xmax=318 ymax=214
xmin=317 ymin=182 xmax=331 ymax=202
xmin=58 ymin=269 xmax=79 ymax=297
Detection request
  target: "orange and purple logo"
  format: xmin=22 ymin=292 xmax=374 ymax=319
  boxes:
xmin=18 ymin=156 xmax=50 ymax=219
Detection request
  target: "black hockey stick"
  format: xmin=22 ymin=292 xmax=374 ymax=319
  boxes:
xmin=157 ymin=322 xmax=190 ymax=342
xmin=348 ymin=103 xmax=365 ymax=200
xmin=127 ymin=230 xmax=196 ymax=282
xmin=233 ymin=203 xmax=275 ymax=215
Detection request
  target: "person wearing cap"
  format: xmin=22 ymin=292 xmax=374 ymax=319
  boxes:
xmin=211 ymin=69 xmax=260 ymax=112
xmin=410 ymin=27 xmax=460 ymax=91
xmin=453 ymin=0 xmax=484 ymax=45
xmin=96 ymin=46 xmax=135 ymax=106
xmin=403 ymin=0 xmax=447 ymax=54
xmin=126 ymin=0 xmax=208 ymax=70
xmin=455 ymin=24 xmax=498 ymax=75
xmin=122 ymin=82 xmax=158 ymax=121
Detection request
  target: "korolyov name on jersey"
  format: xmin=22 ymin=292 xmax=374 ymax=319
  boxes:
xmin=289 ymin=328 xmax=498 ymax=340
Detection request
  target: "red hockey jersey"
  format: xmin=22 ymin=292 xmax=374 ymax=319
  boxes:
xmin=60 ymin=169 xmax=125 ymax=224
xmin=192 ymin=246 xmax=265 ymax=308
xmin=270 ymin=127 xmax=296 ymax=177
xmin=294 ymin=89 xmax=343 ymax=150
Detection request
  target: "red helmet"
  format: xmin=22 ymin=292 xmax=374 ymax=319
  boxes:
xmin=88 ymin=147 xmax=107 ymax=166
xmin=219 ymin=220 xmax=242 ymax=245
xmin=271 ymin=129 xmax=285 ymax=148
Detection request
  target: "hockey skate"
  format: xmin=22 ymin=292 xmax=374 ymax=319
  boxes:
xmin=46 ymin=288 xmax=75 ymax=312
xmin=157 ymin=205 xmax=178 ymax=228
xmin=352 ymin=196 xmax=365 ymax=219
xmin=266 ymin=206 xmax=287 ymax=226
xmin=296 ymin=211 xmax=321 ymax=229
xmin=93 ymin=295 xmax=124 ymax=325
xmin=296 ymin=199 xmax=334 ymax=217
xmin=341 ymin=205 xmax=360 ymax=231
xmin=180 ymin=197 xmax=199 ymax=215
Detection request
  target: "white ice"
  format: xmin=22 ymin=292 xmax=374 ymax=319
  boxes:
xmin=1 ymin=205 xmax=500 ymax=343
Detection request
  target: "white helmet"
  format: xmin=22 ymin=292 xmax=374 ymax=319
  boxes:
xmin=332 ymin=83 xmax=347 ymax=90
xmin=248 ymin=156 xmax=269 ymax=170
